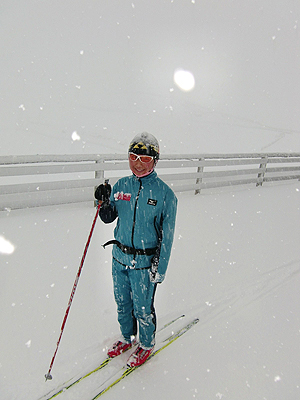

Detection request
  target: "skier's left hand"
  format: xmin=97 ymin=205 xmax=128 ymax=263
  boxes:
xmin=149 ymin=255 xmax=164 ymax=283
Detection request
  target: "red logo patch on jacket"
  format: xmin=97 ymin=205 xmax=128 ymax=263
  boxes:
xmin=114 ymin=191 xmax=132 ymax=201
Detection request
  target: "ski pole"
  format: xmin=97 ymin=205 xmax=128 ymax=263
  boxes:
xmin=45 ymin=201 xmax=102 ymax=381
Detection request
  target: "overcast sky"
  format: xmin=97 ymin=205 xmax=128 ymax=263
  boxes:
xmin=1 ymin=0 xmax=299 ymax=155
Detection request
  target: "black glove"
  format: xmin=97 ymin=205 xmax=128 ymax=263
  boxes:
xmin=95 ymin=182 xmax=111 ymax=203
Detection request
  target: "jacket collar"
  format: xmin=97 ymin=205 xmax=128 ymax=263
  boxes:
xmin=133 ymin=170 xmax=157 ymax=184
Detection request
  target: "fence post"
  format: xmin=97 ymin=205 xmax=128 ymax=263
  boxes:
xmin=95 ymin=158 xmax=104 ymax=181
xmin=256 ymin=156 xmax=268 ymax=187
xmin=195 ymin=158 xmax=204 ymax=195
xmin=94 ymin=158 xmax=105 ymax=206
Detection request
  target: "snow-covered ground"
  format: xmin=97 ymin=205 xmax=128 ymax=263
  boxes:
xmin=1 ymin=181 xmax=299 ymax=400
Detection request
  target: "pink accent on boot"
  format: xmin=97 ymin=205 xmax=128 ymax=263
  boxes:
xmin=127 ymin=346 xmax=154 ymax=367
xmin=107 ymin=340 xmax=133 ymax=358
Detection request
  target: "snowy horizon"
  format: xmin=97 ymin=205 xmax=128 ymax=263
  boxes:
xmin=1 ymin=0 xmax=300 ymax=156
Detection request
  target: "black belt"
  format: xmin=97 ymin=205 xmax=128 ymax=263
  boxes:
xmin=113 ymin=257 xmax=151 ymax=270
xmin=102 ymin=239 xmax=157 ymax=256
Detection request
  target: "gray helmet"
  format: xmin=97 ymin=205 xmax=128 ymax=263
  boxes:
xmin=128 ymin=132 xmax=160 ymax=161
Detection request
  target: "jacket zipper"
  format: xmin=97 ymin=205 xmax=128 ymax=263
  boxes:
xmin=131 ymin=179 xmax=142 ymax=250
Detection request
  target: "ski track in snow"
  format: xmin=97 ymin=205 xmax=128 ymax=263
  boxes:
xmin=202 ymin=260 xmax=300 ymax=322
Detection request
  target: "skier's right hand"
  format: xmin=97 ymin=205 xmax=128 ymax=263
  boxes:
xmin=95 ymin=182 xmax=111 ymax=205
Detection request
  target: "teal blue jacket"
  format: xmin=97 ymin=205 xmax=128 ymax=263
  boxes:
xmin=100 ymin=171 xmax=177 ymax=282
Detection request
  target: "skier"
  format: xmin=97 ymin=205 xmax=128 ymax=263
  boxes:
xmin=95 ymin=132 xmax=177 ymax=368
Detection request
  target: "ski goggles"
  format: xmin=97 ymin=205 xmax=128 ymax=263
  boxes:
xmin=129 ymin=152 xmax=154 ymax=163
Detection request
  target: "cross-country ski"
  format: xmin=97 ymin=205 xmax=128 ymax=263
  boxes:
xmin=39 ymin=315 xmax=185 ymax=400
xmin=91 ymin=318 xmax=199 ymax=399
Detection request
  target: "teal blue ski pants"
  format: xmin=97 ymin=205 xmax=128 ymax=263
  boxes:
xmin=112 ymin=257 xmax=157 ymax=349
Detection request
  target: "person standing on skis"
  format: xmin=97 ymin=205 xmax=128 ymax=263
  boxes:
xmin=94 ymin=132 xmax=177 ymax=368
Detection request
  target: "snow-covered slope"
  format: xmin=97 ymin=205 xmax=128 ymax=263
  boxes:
xmin=1 ymin=181 xmax=299 ymax=400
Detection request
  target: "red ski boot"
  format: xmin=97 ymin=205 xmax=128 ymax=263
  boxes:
xmin=107 ymin=340 xmax=133 ymax=358
xmin=127 ymin=346 xmax=154 ymax=367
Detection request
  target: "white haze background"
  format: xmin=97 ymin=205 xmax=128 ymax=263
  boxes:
xmin=0 ymin=0 xmax=300 ymax=155
xmin=1 ymin=1 xmax=300 ymax=400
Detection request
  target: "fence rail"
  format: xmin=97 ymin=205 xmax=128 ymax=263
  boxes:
xmin=0 ymin=153 xmax=299 ymax=210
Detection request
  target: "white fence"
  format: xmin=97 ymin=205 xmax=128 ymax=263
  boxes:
xmin=0 ymin=153 xmax=300 ymax=210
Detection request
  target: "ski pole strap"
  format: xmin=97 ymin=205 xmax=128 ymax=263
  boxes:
xmin=102 ymin=239 xmax=157 ymax=256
